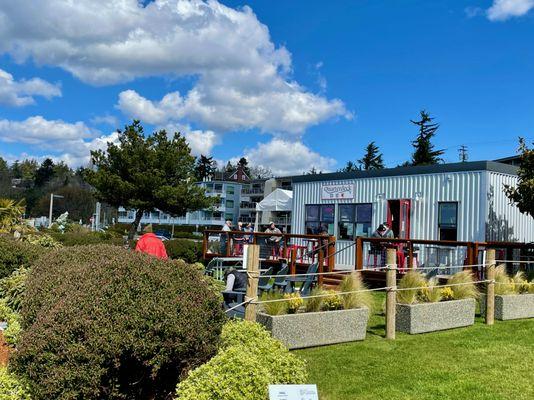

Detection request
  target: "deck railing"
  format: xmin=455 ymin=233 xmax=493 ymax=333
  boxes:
xmin=202 ymin=230 xmax=336 ymax=284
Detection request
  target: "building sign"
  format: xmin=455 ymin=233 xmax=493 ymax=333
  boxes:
xmin=269 ymin=384 xmax=319 ymax=400
xmin=321 ymin=183 xmax=355 ymax=200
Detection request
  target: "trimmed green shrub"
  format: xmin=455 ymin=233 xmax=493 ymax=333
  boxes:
xmin=0 ymin=268 xmax=28 ymax=312
xmin=50 ymin=231 xmax=124 ymax=246
xmin=13 ymin=245 xmax=226 ymax=400
xmin=0 ymin=367 xmax=31 ymax=400
xmin=0 ymin=300 xmax=21 ymax=347
xmin=175 ymin=320 xmax=308 ymax=400
xmin=164 ymin=239 xmax=202 ymax=263
xmin=0 ymin=237 xmax=41 ymax=279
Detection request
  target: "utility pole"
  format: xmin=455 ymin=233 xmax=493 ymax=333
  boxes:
xmin=48 ymin=193 xmax=64 ymax=228
xmin=458 ymin=145 xmax=468 ymax=162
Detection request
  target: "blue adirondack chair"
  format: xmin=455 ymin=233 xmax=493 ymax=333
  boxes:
xmin=258 ymin=266 xmax=274 ymax=293
xmin=299 ymin=262 xmax=319 ymax=296
xmin=272 ymin=264 xmax=289 ymax=292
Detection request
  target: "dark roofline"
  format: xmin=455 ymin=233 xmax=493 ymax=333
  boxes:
xmin=289 ymin=161 xmax=518 ymax=183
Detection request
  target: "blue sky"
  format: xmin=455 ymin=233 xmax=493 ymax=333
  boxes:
xmin=0 ymin=0 xmax=533 ymax=175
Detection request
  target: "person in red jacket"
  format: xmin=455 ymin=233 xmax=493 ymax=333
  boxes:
xmin=135 ymin=224 xmax=168 ymax=259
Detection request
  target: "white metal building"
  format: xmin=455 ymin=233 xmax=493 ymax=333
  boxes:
xmin=291 ymin=161 xmax=534 ymax=269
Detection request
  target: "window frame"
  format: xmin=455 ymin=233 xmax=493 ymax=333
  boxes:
xmin=438 ymin=201 xmax=458 ymax=241
xmin=304 ymin=204 xmax=335 ymax=235
xmin=337 ymin=203 xmax=373 ymax=241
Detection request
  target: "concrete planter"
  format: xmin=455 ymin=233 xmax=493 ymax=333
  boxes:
xmin=256 ymin=308 xmax=369 ymax=349
xmin=396 ymin=299 xmax=476 ymax=334
xmin=480 ymin=293 xmax=534 ymax=320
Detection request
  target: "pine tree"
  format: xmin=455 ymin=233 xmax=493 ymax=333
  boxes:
xmin=194 ymin=155 xmax=216 ymax=181
xmin=410 ymin=110 xmax=444 ymax=166
xmin=358 ymin=141 xmax=384 ymax=170
xmin=340 ymin=160 xmax=359 ymax=172
xmin=237 ymin=157 xmax=251 ymax=177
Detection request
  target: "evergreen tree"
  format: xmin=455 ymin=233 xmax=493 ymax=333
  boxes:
xmin=504 ymin=138 xmax=534 ymax=218
xmin=340 ymin=161 xmax=359 ymax=172
xmin=86 ymin=120 xmax=215 ymax=239
xmin=410 ymin=110 xmax=444 ymax=166
xmin=358 ymin=141 xmax=384 ymax=170
xmin=194 ymin=155 xmax=216 ymax=181
xmin=34 ymin=158 xmax=55 ymax=187
xmin=237 ymin=157 xmax=251 ymax=177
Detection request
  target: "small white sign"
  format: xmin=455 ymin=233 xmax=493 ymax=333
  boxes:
xmin=269 ymin=384 xmax=319 ymax=400
xmin=321 ymin=183 xmax=354 ymax=200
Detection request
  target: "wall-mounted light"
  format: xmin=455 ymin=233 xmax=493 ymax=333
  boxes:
xmin=414 ymin=192 xmax=423 ymax=202
xmin=375 ymin=193 xmax=385 ymax=201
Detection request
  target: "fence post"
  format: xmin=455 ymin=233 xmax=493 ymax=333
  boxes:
xmin=244 ymin=244 xmax=260 ymax=322
xmin=385 ymin=248 xmax=397 ymax=340
xmin=485 ymin=248 xmax=495 ymax=326
xmin=290 ymin=247 xmax=297 ymax=276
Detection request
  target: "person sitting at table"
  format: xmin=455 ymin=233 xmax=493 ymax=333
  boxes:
xmin=223 ymin=267 xmax=247 ymax=303
xmin=372 ymin=222 xmax=394 ymax=239
xmin=265 ymin=222 xmax=282 ymax=257
xmin=370 ymin=222 xmax=394 ymax=267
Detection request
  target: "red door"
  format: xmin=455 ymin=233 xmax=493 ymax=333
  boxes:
xmin=399 ymin=199 xmax=411 ymax=239
xmin=387 ymin=199 xmax=411 ymax=239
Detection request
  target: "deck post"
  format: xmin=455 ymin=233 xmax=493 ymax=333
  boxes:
xmin=485 ymin=249 xmax=496 ymax=326
xmin=355 ymin=237 xmax=363 ymax=270
xmin=290 ymin=247 xmax=297 ymax=276
xmin=407 ymin=240 xmax=413 ymax=269
xmin=385 ymin=248 xmax=397 ymax=340
xmin=327 ymin=235 xmax=336 ymax=272
xmin=318 ymin=245 xmax=324 ymax=286
xmin=244 ymin=244 xmax=260 ymax=322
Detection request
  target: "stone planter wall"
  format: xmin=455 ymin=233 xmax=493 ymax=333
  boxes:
xmin=257 ymin=308 xmax=369 ymax=349
xmin=396 ymin=299 xmax=476 ymax=334
xmin=480 ymin=293 xmax=534 ymax=320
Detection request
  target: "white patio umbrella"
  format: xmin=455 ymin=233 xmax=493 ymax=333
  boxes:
xmin=254 ymin=189 xmax=293 ymax=231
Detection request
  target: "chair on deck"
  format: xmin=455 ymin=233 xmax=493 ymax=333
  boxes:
xmin=292 ymin=262 xmax=318 ymax=296
xmin=257 ymin=266 xmax=274 ymax=293
xmin=272 ymin=264 xmax=289 ymax=292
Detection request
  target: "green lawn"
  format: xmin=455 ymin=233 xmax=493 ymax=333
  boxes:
xmin=296 ymin=293 xmax=534 ymax=400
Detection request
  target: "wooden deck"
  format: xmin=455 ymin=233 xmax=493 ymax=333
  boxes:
xmin=202 ymin=230 xmax=534 ymax=286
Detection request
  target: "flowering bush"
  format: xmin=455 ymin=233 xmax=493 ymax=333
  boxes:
xmin=321 ymin=290 xmax=343 ymax=311
xmin=284 ymin=292 xmax=303 ymax=314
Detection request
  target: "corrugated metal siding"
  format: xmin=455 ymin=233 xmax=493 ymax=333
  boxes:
xmin=487 ymin=173 xmax=534 ymax=242
xmin=292 ymin=171 xmax=486 ymax=268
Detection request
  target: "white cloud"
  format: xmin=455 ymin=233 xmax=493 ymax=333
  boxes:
xmin=0 ymin=1 xmax=349 ymax=135
xmin=159 ymin=123 xmax=219 ymax=156
xmin=0 ymin=116 xmax=117 ymax=166
xmin=0 ymin=68 xmax=61 ymax=106
xmin=239 ymin=138 xmax=336 ymax=176
xmin=487 ymin=0 xmax=534 ymax=21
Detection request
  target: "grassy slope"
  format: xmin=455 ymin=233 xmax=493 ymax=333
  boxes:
xmin=296 ymin=293 xmax=534 ymax=400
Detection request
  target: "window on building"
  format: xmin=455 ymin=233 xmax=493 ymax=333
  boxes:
xmin=305 ymin=204 xmax=335 ymax=235
xmin=438 ymin=202 xmax=458 ymax=241
xmin=338 ymin=203 xmax=373 ymax=240
xmin=226 ymin=185 xmax=235 ymax=195
xmin=225 ymin=213 xmax=234 ymax=221
xmin=226 ymin=199 xmax=234 ymax=208
xmin=214 ymin=183 xmax=223 ymax=192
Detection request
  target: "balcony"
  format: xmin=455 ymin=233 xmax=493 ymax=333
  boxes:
xmin=241 ymin=188 xmax=264 ymax=195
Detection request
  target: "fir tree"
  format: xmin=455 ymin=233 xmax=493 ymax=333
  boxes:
xmin=410 ymin=110 xmax=444 ymax=166
xmin=358 ymin=141 xmax=384 ymax=170
xmin=194 ymin=155 xmax=216 ymax=181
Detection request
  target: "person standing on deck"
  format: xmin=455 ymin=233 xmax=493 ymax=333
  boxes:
xmin=220 ymin=220 xmax=232 ymax=255
xmin=135 ymin=224 xmax=168 ymax=259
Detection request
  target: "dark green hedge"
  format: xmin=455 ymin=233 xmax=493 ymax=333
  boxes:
xmin=0 ymin=236 xmax=42 ymax=279
xmin=13 ymin=245 xmax=225 ymax=400
xmin=164 ymin=239 xmax=203 ymax=263
xmin=50 ymin=231 xmax=124 ymax=246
